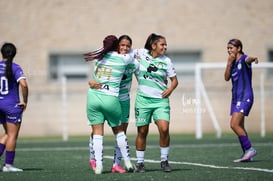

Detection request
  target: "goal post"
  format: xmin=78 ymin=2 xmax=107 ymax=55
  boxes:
xmin=195 ymin=62 xmax=273 ymax=139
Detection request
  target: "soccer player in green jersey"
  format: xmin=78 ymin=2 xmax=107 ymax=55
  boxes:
xmin=134 ymin=33 xmax=178 ymax=173
xmin=88 ymin=35 xmax=137 ymax=173
xmin=84 ymin=35 xmax=134 ymax=174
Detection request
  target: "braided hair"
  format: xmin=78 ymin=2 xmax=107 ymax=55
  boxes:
xmin=1 ymin=42 xmax=17 ymax=80
xmin=83 ymin=35 xmax=118 ymax=61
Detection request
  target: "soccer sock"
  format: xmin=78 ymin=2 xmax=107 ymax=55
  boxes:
xmin=5 ymin=150 xmax=15 ymax=165
xmin=160 ymin=146 xmax=170 ymax=161
xmin=93 ymin=135 xmax=103 ymax=166
xmin=238 ymin=135 xmax=252 ymax=153
xmin=89 ymin=135 xmax=95 ymax=160
xmin=115 ymin=132 xmax=130 ymax=161
xmin=0 ymin=143 xmax=5 ymax=156
xmin=113 ymin=142 xmax=122 ymax=166
xmin=136 ymin=150 xmax=145 ymax=163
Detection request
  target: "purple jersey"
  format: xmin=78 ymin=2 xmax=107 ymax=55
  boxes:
xmin=230 ymin=54 xmax=253 ymax=103
xmin=0 ymin=60 xmax=26 ymax=103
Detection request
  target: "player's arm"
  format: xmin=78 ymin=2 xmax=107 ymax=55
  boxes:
xmin=18 ymin=78 xmax=28 ymax=111
xmin=224 ymin=54 xmax=235 ymax=81
xmin=162 ymin=76 xmax=178 ymax=98
xmin=245 ymin=56 xmax=258 ymax=64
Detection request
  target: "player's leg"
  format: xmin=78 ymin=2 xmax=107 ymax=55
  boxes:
xmin=0 ymin=121 xmax=8 ymax=157
xmin=112 ymin=123 xmax=129 ymax=173
xmin=3 ymin=121 xmax=23 ymax=172
xmin=153 ymin=101 xmax=172 ymax=172
xmin=91 ymin=124 xmax=104 ymax=174
xmin=89 ymin=132 xmax=96 ymax=171
xmin=134 ymin=97 xmax=152 ymax=173
xmin=86 ymin=91 xmax=105 ymax=173
xmin=112 ymin=126 xmax=134 ymax=172
xmin=156 ymin=120 xmax=171 ymax=172
xmin=230 ymin=112 xmax=256 ymax=162
xmin=135 ymin=125 xmax=149 ymax=173
xmin=112 ymin=100 xmax=130 ymax=173
xmin=106 ymin=97 xmax=133 ymax=172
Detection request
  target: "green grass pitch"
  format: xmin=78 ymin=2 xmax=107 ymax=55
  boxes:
xmin=0 ymin=133 xmax=272 ymax=181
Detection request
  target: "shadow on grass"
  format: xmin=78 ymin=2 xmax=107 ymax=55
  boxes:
xmin=21 ymin=168 xmax=44 ymax=171
xmin=98 ymin=168 xmax=191 ymax=174
xmin=144 ymin=168 xmax=191 ymax=173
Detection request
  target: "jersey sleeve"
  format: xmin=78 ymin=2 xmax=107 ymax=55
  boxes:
xmin=166 ymin=57 xmax=176 ymax=78
xmin=13 ymin=63 xmax=26 ymax=82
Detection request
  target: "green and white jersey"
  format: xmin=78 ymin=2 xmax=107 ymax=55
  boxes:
xmin=119 ymin=52 xmax=138 ymax=101
xmin=90 ymin=51 xmax=134 ymax=97
xmin=134 ymin=48 xmax=176 ymax=98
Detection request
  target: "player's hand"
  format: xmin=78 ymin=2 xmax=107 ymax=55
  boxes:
xmin=17 ymin=102 xmax=27 ymax=111
xmin=228 ymin=53 xmax=235 ymax=64
xmin=88 ymin=80 xmax=101 ymax=89
xmin=253 ymin=57 xmax=258 ymax=64
xmin=162 ymin=88 xmax=173 ymax=98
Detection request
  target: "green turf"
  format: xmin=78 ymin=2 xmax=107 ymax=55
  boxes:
xmin=0 ymin=133 xmax=272 ymax=181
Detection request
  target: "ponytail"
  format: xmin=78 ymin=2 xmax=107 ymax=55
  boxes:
xmin=83 ymin=35 xmax=118 ymax=61
xmin=1 ymin=42 xmax=17 ymax=80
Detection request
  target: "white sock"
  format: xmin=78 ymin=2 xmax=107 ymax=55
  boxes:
xmin=113 ymin=142 xmax=122 ymax=166
xmin=93 ymin=135 xmax=103 ymax=166
xmin=136 ymin=150 xmax=145 ymax=163
xmin=89 ymin=135 xmax=95 ymax=160
xmin=116 ymin=132 xmax=130 ymax=161
xmin=160 ymin=147 xmax=169 ymax=161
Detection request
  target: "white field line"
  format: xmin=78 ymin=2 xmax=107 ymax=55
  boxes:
xmin=17 ymin=142 xmax=273 ymax=151
xmin=17 ymin=142 xmax=273 ymax=173
xmin=106 ymin=156 xmax=273 ymax=174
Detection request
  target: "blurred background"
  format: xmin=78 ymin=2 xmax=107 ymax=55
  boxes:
xmin=0 ymin=0 xmax=272 ymax=139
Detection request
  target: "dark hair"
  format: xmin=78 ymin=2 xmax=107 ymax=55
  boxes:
xmin=83 ymin=35 xmax=118 ymax=61
xmin=228 ymin=39 xmax=244 ymax=54
xmin=144 ymin=33 xmax=165 ymax=52
xmin=1 ymin=42 xmax=17 ymax=80
xmin=118 ymin=35 xmax=132 ymax=45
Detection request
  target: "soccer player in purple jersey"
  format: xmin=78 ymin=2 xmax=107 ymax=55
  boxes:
xmin=224 ymin=39 xmax=258 ymax=162
xmin=0 ymin=42 xmax=28 ymax=171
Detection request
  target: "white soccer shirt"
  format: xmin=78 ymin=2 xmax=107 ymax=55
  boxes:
xmin=91 ymin=51 xmax=134 ymax=97
xmin=134 ymin=48 xmax=176 ymax=98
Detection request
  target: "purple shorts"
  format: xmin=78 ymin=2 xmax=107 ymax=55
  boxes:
xmin=230 ymin=100 xmax=253 ymax=116
xmin=0 ymin=103 xmax=23 ymax=124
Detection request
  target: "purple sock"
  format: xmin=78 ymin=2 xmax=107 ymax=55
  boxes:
xmin=0 ymin=143 xmax=5 ymax=156
xmin=5 ymin=151 xmax=15 ymax=165
xmin=238 ymin=135 xmax=252 ymax=153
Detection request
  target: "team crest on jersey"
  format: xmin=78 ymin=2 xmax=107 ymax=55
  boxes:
xmin=145 ymin=56 xmax=149 ymax=61
xmin=237 ymin=63 xmax=242 ymax=70
xmin=157 ymin=62 xmax=163 ymax=69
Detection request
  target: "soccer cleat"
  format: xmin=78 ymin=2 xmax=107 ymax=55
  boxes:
xmin=124 ymin=160 xmax=134 ymax=172
xmin=233 ymin=147 xmax=257 ymax=163
xmin=111 ymin=165 xmax=126 ymax=173
xmin=161 ymin=160 xmax=171 ymax=172
xmin=135 ymin=162 xmax=145 ymax=173
xmin=2 ymin=164 xmax=23 ymax=172
xmin=94 ymin=164 xmax=103 ymax=174
xmin=89 ymin=159 xmax=96 ymax=171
